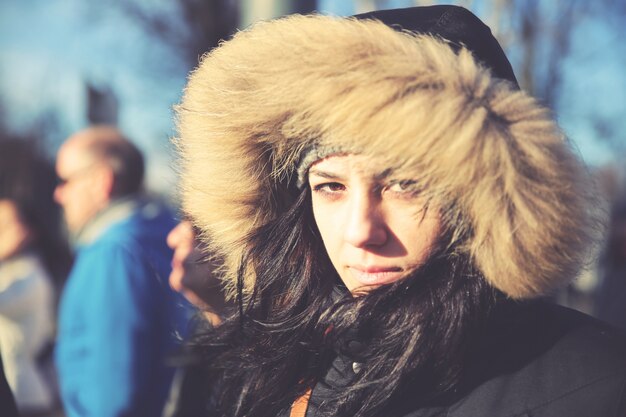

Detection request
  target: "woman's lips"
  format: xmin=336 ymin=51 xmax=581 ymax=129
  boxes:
xmin=348 ymin=266 xmax=405 ymax=285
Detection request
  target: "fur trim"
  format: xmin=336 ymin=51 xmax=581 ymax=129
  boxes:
xmin=175 ymin=14 xmax=599 ymax=299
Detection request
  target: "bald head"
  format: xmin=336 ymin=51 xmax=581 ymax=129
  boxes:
xmin=63 ymin=126 xmax=145 ymax=198
xmin=55 ymin=126 xmax=145 ymax=235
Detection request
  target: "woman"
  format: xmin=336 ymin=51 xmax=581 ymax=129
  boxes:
xmin=0 ymin=137 xmax=72 ymax=415
xmin=174 ymin=5 xmax=626 ymax=417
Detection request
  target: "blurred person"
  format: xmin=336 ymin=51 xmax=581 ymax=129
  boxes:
xmin=595 ymin=196 xmax=626 ymax=329
xmin=162 ymin=221 xmax=235 ymax=417
xmin=173 ymin=6 xmax=626 ymax=417
xmin=167 ymin=221 xmax=208 ymax=309
xmin=0 ymin=137 xmax=71 ymax=416
xmin=53 ymin=125 xmax=191 ymax=417
xmin=167 ymin=220 xmax=231 ymax=325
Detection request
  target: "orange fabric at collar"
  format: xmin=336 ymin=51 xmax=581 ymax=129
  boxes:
xmin=290 ymin=388 xmax=312 ymax=417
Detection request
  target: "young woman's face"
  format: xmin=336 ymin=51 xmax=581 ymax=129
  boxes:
xmin=309 ymin=154 xmax=441 ymax=293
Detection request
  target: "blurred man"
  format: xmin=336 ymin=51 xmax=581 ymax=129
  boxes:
xmin=166 ymin=220 xmax=232 ymax=326
xmin=162 ymin=221 xmax=232 ymax=417
xmin=54 ymin=126 xmax=190 ymax=417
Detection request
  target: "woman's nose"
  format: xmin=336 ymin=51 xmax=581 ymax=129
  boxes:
xmin=343 ymin=193 xmax=387 ymax=248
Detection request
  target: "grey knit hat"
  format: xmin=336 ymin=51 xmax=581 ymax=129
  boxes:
xmin=296 ymin=145 xmax=347 ymax=188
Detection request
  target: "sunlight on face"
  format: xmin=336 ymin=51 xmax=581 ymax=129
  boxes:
xmin=309 ymin=154 xmax=441 ymax=293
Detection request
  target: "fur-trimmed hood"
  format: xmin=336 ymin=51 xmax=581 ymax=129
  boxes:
xmin=175 ymin=10 xmax=597 ymax=299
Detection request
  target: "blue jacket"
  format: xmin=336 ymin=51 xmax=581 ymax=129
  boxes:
xmin=56 ymin=199 xmax=191 ymax=417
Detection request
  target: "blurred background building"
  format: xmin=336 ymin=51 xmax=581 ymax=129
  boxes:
xmin=1 ymin=0 xmax=625 ymax=313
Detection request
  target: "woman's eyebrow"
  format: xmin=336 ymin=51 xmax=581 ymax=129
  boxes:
xmin=373 ymin=168 xmax=394 ymax=181
xmin=308 ymin=169 xmax=344 ymax=180
xmin=309 ymin=167 xmax=395 ymax=181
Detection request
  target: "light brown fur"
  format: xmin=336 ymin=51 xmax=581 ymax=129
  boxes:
xmin=175 ymin=14 xmax=599 ymax=299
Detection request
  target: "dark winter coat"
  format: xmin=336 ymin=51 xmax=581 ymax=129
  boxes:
xmin=297 ymin=302 xmax=626 ymax=417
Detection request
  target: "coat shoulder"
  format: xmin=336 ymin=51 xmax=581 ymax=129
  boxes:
xmin=448 ymin=303 xmax=626 ymax=417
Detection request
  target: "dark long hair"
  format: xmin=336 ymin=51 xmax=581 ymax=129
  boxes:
xmin=0 ymin=136 xmax=73 ymax=287
xmin=192 ymin=186 xmax=499 ymax=417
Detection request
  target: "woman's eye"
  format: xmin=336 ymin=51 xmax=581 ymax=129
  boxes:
xmin=312 ymin=182 xmax=345 ymax=193
xmin=387 ymin=180 xmax=418 ymax=193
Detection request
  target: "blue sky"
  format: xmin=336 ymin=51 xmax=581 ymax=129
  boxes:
xmin=558 ymin=16 xmax=626 ymax=163
xmin=0 ymin=0 xmax=189 ymax=194
xmin=1 ymin=0 xmax=624 ymax=196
